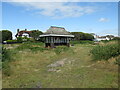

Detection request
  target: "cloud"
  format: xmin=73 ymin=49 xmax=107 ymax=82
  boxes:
xmin=7 ymin=2 xmax=96 ymax=19
xmin=99 ymin=17 xmax=109 ymax=22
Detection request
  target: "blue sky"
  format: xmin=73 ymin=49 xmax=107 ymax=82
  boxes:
xmin=2 ymin=2 xmax=118 ymax=39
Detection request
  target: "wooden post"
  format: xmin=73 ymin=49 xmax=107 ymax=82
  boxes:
xmin=50 ymin=43 xmax=54 ymax=48
xmin=67 ymin=43 xmax=70 ymax=47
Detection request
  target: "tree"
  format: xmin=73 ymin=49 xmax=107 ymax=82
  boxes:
xmin=30 ymin=30 xmax=43 ymax=40
xmin=71 ymin=32 xmax=94 ymax=41
xmin=1 ymin=30 xmax=12 ymax=42
xmin=71 ymin=32 xmax=84 ymax=40
xmin=83 ymin=33 xmax=94 ymax=40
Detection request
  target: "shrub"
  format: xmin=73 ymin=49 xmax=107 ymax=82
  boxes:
xmin=6 ymin=40 xmax=17 ymax=43
xmin=90 ymin=43 xmax=120 ymax=61
xmin=113 ymin=37 xmax=120 ymax=40
xmin=1 ymin=30 xmax=12 ymax=42
xmin=17 ymin=37 xmax=23 ymax=43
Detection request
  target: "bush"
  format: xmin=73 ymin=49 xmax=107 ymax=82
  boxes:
xmin=1 ymin=30 xmax=12 ymax=42
xmin=90 ymin=43 xmax=120 ymax=61
xmin=6 ymin=40 xmax=17 ymax=43
xmin=113 ymin=37 xmax=120 ymax=40
xmin=17 ymin=37 xmax=23 ymax=43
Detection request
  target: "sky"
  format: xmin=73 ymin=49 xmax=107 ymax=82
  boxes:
xmin=1 ymin=1 xmax=118 ymax=39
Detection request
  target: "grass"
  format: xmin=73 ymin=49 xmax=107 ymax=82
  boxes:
xmin=2 ymin=42 xmax=118 ymax=88
xmin=90 ymin=41 xmax=120 ymax=61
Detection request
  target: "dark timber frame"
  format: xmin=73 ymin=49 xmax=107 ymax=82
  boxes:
xmin=44 ymin=36 xmax=71 ymax=48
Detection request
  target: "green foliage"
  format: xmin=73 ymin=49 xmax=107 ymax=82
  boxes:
xmin=6 ymin=40 xmax=17 ymax=43
xmin=22 ymin=36 xmax=30 ymax=42
xmin=2 ymin=47 xmax=11 ymax=62
xmin=71 ymin=32 xmax=94 ymax=41
xmin=17 ymin=37 xmax=23 ymax=43
xmin=1 ymin=30 xmax=12 ymax=42
xmin=54 ymin=46 xmax=69 ymax=54
xmin=2 ymin=61 xmax=11 ymax=76
xmin=17 ymin=36 xmax=30 ymax=43
xmin=113 ymin=37 xmax=120 ymax=40
xmin=70 ymin=40 xmax=94 ymax=45
xmin=29 ymin=30 xmax=43 ymax=41
xmin=2 ymin=47 xmax=13 ymax=76
xmin=90 ymin=44 xmax=120 ymax=61
xmin=101 ymin=40 xmax=110 ymax=43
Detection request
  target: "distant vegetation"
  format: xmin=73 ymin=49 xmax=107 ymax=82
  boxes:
xmin=71 ymin=32 xmax=94 ymax=41
xmin=0 ymin=30 xmax=12 ymax=42
xmin=29 ymin=30 xmax=43 ymax=41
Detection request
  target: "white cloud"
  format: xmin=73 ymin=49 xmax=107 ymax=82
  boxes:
xmin=7 ymin=2 xmax=96 ymax=19
xmin=99 ymin=17 xmax=109 ymax=22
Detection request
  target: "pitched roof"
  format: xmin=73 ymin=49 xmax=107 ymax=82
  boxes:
xmin=15 ymin=30 xmax=32 ymax=37
xmin=44 ymin=26 xmax=71 ymax=35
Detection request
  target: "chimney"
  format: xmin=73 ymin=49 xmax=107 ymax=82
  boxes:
xmin=17 ymin=29 xmax=20 ymax=33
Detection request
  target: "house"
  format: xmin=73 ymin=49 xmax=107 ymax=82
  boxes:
xmin=15 ymin=29 xmax=32 ymax=38
xmin=40 ymin=26 xmax=74 ymax=48
xmin=93 ymin=34 xmax=114 ymax=41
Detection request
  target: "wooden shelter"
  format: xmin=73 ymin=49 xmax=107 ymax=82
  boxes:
xmin=40 ymin=26 xmax=74 ymax=48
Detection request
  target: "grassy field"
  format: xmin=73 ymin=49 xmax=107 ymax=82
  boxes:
xmin=2 ymin=42 xmax=118 ymax=88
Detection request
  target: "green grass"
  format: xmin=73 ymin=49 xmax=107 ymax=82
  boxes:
xmin=2 ymin=42 xmax=118 ymax=88
xmin=90 ymin=42 xmax=120 ymax=61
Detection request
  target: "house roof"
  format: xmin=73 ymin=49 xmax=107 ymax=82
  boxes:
xmin=44 ymin=26 xmax=71 ymax=35
xmin=15 ymin=30 xmax=32 ymax=37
